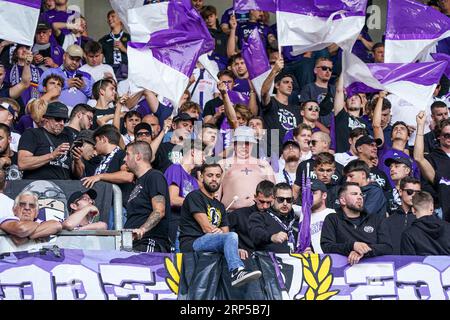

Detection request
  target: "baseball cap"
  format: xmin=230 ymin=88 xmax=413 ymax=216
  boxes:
xmin=282 ymin=139 xmax=300 ymax=151
xmin=134 ymin=122 xmax=153 ymax=137
xmin=232 ymin=126 xmax=257 ymax=144
xmin=43 ymin=101 xmax=69 ymax=119
xmin=355 ymin=135 xmax=382 ymax=149
xmin=36 ymin=21 xmax=51 ymax=31
xmin=68 ymin=189 xmax=97 ymax=212
xmin=173 ymin=112 xmax=196 ymax=123
xmin=66 ymin=44 xmax=84 ymax=58
xmin=311 ymin=179 xmax=327 ymax=192
xmin=384 ymin=155 xmax=412 ymax=169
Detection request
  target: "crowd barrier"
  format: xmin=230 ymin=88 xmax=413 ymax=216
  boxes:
xmin=0 ymin=249 xmax=448 ymax=300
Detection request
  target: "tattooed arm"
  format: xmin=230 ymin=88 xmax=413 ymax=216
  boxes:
xmin=132 ymin=195 xmax=166 ymax=240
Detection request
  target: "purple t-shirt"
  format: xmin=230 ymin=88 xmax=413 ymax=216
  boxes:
xmin=41 ymin=9 xmax=77 ymax=35
xmin=233 ymin=78 xmax=251 ymax=97
xmin=236 ymin=21 xmax=272 ymax=49
xmin=378 ymin=146 xmax=421 ymax=188
xmin=164 ymin=164 xmax=199 ymax=199
xmin=283 ymin=126 xmax=320 ymax=143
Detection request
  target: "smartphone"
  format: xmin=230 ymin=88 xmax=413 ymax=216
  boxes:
xmin=74 ymin=73 xmax=83 ymax=79
xmin=70 ymin=140 xmax=83 ymax=152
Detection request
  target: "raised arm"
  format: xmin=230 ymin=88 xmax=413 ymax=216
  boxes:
xmin=261 ymin=57 xmax=284 ymax=106
xmin=226 ymin=14 xmax=238 ymax=57
xmin=413 ymin=111 xmax=435 ymax=183
xmin=248 ymin=80 xmax=258 ymax=116
xmin=334 ymin=74 xmax=345 ymax=116
xmin=9 ymin=50 xmax=32 ymax=99
xmin=142 ymin=89 xmax=160 ymax=114
xmin=372 ymin=91 xmax=386 ymax=146
xmin=219 ymin=82 xmax=239 ymax=129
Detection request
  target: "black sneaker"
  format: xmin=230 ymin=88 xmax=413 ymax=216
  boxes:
xmin=231 ymin=268 xmax=262 ymax=287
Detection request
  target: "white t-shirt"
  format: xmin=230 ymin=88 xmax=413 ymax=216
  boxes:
xmin=334 ymin=152 xmax=358 ymax=167
xmin=297 ymin=207 xmax=335 ymax=254
xmin=79 ymin=64 xmax=117 ymax=83
xmin=10 ymin=132 xmax=20 ymax=152
xmin=275 ymin=168 xmax=296 ymax=185
xmin=189 ymin=67 xmax=219 ymax=111
xmin=0 ymin=193 xmax=17 ymax=225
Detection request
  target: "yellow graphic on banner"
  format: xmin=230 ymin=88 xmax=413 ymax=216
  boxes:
xmin=165 ymin=253 xmax=183 ymax=295
xmin=290 ymin=253 xmax=339 ymax=300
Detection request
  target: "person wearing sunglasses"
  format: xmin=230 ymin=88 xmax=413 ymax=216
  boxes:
xmin=0 ymin=191 xmax=62 ymax=246
xmin=321 ymin=182 xmax=392 ymax=265
xmin=401 ymin=191 xmax=450 ymax=256
xmin=414 ymin=112 xmax=450 ymax=222
xmin=384 ymin=177 xmax=421 ymax=254
xmin=18 ymin=101 xmax=81 ymax=180
xmin=228 ymin=180 xmax=275 ymax=259
xmin=249 ymin=183 xmax=298 ymax=253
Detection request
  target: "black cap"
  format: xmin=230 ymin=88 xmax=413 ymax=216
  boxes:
xmin=311 ymin=179 xmax=327 ymax=192
xmin=173 ymin=112 xmax=196 ymax=123
xmin=36 ymin=21 xmax=51 ymax=31
xmin=44 ymin=101 xmax=68 ymax=119
xmin=134 ymin=122 xmax=153 ymax=137
xmin=274 ymin=72 xmax=295 ymax=84
xmin=282 ymin=139 xmax=300 ymax=151
xmin=355 ymin=135 xmax=382 ymax=149
xmin=75 ymin=129 xmax=95 ymax=145
xmin=384 ymin=155 xmax=412 ymax=169
xmin=68 ymin=189 xmax=97 ymax=212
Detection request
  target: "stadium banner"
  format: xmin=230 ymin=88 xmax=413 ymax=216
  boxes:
xmin=0 ymin=249 xmax=449 ymax=300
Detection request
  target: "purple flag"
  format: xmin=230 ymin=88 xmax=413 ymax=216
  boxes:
xmin=127 ymin=0 xmax=214 ymax=107
xmin=234 ymin=0 xmax=276 ymax=12
xmin=432 ymin=53 xmax=450 ymax=78
xmin=241 ymin=28 xmax=271 ymax=100
xmin=296 ymin=173 xmax=312 ymax=253
xmin=385 ymin=0 xmax=450 ymax=63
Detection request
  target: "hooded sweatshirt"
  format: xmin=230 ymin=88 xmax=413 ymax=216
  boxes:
xmin=401 ymin=215 xmax=450 ymax=256
xmin=361 ymin=182 xmax=387 ymax=216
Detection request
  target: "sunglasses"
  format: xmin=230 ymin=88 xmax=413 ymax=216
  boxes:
xmin=275 ymin=196 xmax=293 ymax=204
xmin=136 ymin=131 xmax=151 ymax=137
xmin=403 ymin=189 xmax=419 ymax=196
xmin=317 ymin=66 xmax=332 ymax=72
xmin=256 ymin=199 xmax=272 ymax=205
xmin=306 ymin=106 xmax=320 ymax=112
xmin=442 ymin=133 xmax=450 ymax=139
xmin=51 ymin=117 xmax=66 ymax=123
xmin=19 ymin=202 xmax=37 ymax=209
xmin=308 ymin=140 xmax=319 ymax=146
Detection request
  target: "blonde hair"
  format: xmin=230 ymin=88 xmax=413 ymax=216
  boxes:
xmin=27 ymin=98 xmax=48 ymax=124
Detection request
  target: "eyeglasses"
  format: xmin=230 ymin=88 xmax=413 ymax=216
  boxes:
xmin=222 ymin=80 xmax=233 ymax=84
xmin=442 ymin=133 xmax=450 ymax=139
xmin=82 ymin=113 xmax=93 ymax=122
xmin=19 ymin=202 xmax=37 ymax=209
xmin=275 ymin=196 xmax=293 ymax=204
xmin=403 ymin=189 xmax=419 ymax=196
xmin=308 ymin=140 xmax=319 ymax=146
xmin=317 ymin=66 xmax=332 ymax=72
xmin=50 ymin=117 xmax=66 ymax=123
xmin=136 ymin=131 xmax=151 ymax=137
xmin=307 ymin=106 xmax=320 ymax=112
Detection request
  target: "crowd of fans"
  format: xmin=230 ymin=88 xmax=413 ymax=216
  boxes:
xmin=0 ymin=0 xmax=449 ymax=284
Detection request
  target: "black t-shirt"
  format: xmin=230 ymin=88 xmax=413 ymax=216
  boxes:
xmin=152 ymin=142 xmax=182 ymax=173
xmin=262 ymin=97 xmax=301 ymax=148
xmin=208 ymin=28 xmax=228 ymax=58
xmin=0 ymin=85 xmax=10 ymax=98
xmin=202 ymin=97 xmax=225 ymax=127
xmin=18 ymin=127 xmax=73 ymax=180
xmin=93 ymin=108 xmax=115 ymax=130
xmin=294 ymin=158 xmax=343 ymax=187
xmin=179 ymin=189 xmax=229 ymax=252
xmin=124 ymin=169 xmax=171 ymax=244
xmin=99 ymin=31 xmax=130 ymax=66
xmin=4 ymin=151 xmax=22 ymax=180
xmin=335 ymin=109 xmax=366 ymax=153
xmin=84 ymin=155 xmax=101 ymax=177
xmin=63 ymin=126 xmax=79 ymax=142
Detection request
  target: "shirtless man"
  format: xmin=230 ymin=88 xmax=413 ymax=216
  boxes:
xmin=219 ymin=126 xmax=275 ymax=210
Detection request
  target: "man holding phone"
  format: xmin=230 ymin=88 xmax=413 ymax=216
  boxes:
xmin=38 ymin=44 xmax=94 ymax=108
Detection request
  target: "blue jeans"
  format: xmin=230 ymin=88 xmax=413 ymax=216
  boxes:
xmin=193 ymin=232 xmax=244 ymax=272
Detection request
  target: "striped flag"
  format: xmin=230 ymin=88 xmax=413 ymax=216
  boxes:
xmin=276 ymin=0 xmax=368 ymax=55
xmin=0 ymin=0 xmax=41 ymax=46
xmin=385 ymin=0 xmax=450 ymax=63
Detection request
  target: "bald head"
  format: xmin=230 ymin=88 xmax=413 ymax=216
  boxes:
xmin=311 ymin=131 xmax=331 ymax=155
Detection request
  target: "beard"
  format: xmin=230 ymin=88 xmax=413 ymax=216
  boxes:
xmin=347 ymin=203 xmax=363 ymax=212
xmin=285 ymin=155 xmax=300 ymax=163
xmin=203 ymin=181 xmax=220 ymax=193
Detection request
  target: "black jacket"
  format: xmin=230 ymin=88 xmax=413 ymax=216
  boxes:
xmin=384 ymin=208 xmax=416 ymax=254
xmin=228 ymin=204 xmax=259 ymax=252
xmin=321 ymin=208 xmax=392 ymax=256
xmin=400 ymin=215 xmax=450 ymax=256
xmin=248 ymin=208 xmax=298 ymax=253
